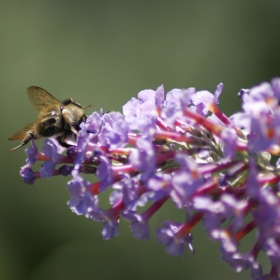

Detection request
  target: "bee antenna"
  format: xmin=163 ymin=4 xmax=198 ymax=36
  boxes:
xmin=85 ymin=104 xmax=93 ymax=109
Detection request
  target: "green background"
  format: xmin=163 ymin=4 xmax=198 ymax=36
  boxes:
xmin=1 ymin=1 xmax=279 ymax=279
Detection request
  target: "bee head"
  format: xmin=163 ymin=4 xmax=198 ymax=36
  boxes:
xmin=39 ymin=116 xmax=61 ymax=137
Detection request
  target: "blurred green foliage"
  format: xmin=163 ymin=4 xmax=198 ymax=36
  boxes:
xmin=1 ymin=0 xmax=279 ymax=279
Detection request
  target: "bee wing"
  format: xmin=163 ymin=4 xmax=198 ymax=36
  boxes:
xmin=8 ymin=122 xmax=35 ymax=140
xmin=27 ymin=86 xmax=61 ymax=111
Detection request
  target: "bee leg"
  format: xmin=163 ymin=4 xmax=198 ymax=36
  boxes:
xmin=56 ymin=135 xmax=75 ymax=148
xmin=70 ymin=126 xmax=79 ymax=137
xmin=60 ymin=98 xmax=93 ymax=111
xmin=60 ymin=108 xmax=81 ymax=137
xmin=81 ymin=114 xmax=87 ymax=122
xmin=11 ymin=131 xmax=35 ymax=152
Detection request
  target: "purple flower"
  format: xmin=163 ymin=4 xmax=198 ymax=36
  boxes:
xmin=96 ymin=155 xmax=114 ymax=192
xmin=16 ymin=78 xmax=280 ymax=279
xmin=156 ymin=221 xmax=194 ymax=257
xmin=99 ymin=112 xmax=128 ymax=148
xmin=245 ymin=161 xmax=262 ymax=200
xmin=121 ymin=174 xmax=148 ymax=210
xmin=89 ymin=208 xmax=120 ymax=240
xmin=24 ymin=140 xmax=38 ymax=167
xmin=229 ymin=112 xmax=251 ymax=135
xmin=86 ymin=111 xmax=104 ymax=135
xmin=253 ymin=188 xmax=280 ymax=261
xmin=20 ymin=167 xmax=39 ymax=185
xmin=88 ymin=198 xmax=124 ymax=240
xmin=123 ymin=87 xmax=163 ymax=133
xmin=171 ymin=154 xmax=205 ymax=207
xmin=192 ymin=90 xmax=217 ymax=115
xmin=129 ymin=137 xmax=156 ymax=180
xmin=67 ymin=171 xmax=99 ymax=216
xmin=122 ymin=210 xmax=150 ymax=240
xmin=220 ymin=127 xmax=238 ymax=160
xmin=147 ymin=173 xmax=172 ymax=201
xmin=40 ymin=161 xmax=56 ymax=177
xmin=42 ymin=139 xmax=60 ymax=160
xmin=271 ymin=77 xmax=280 ymax=101
xmin=163 ymin=87 xmax=194 ymax=123
xmin=39 ymin=139 xmax=62 ymax=177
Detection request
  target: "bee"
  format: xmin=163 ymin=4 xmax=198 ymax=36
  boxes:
xmin=8 ymin=86 xmax=92 ymax=152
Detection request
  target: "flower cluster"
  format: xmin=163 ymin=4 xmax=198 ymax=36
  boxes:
xmin=19 ymin=78 xmax=280 ymax=279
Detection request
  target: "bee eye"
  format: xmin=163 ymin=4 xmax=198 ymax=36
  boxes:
xmin=48 ymin=118 xmax=56 ymax=124
xmin=42 ymin=125 xmax=56 ymax=137
xmin=39 ymin=117 xmax=59 ymax=137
